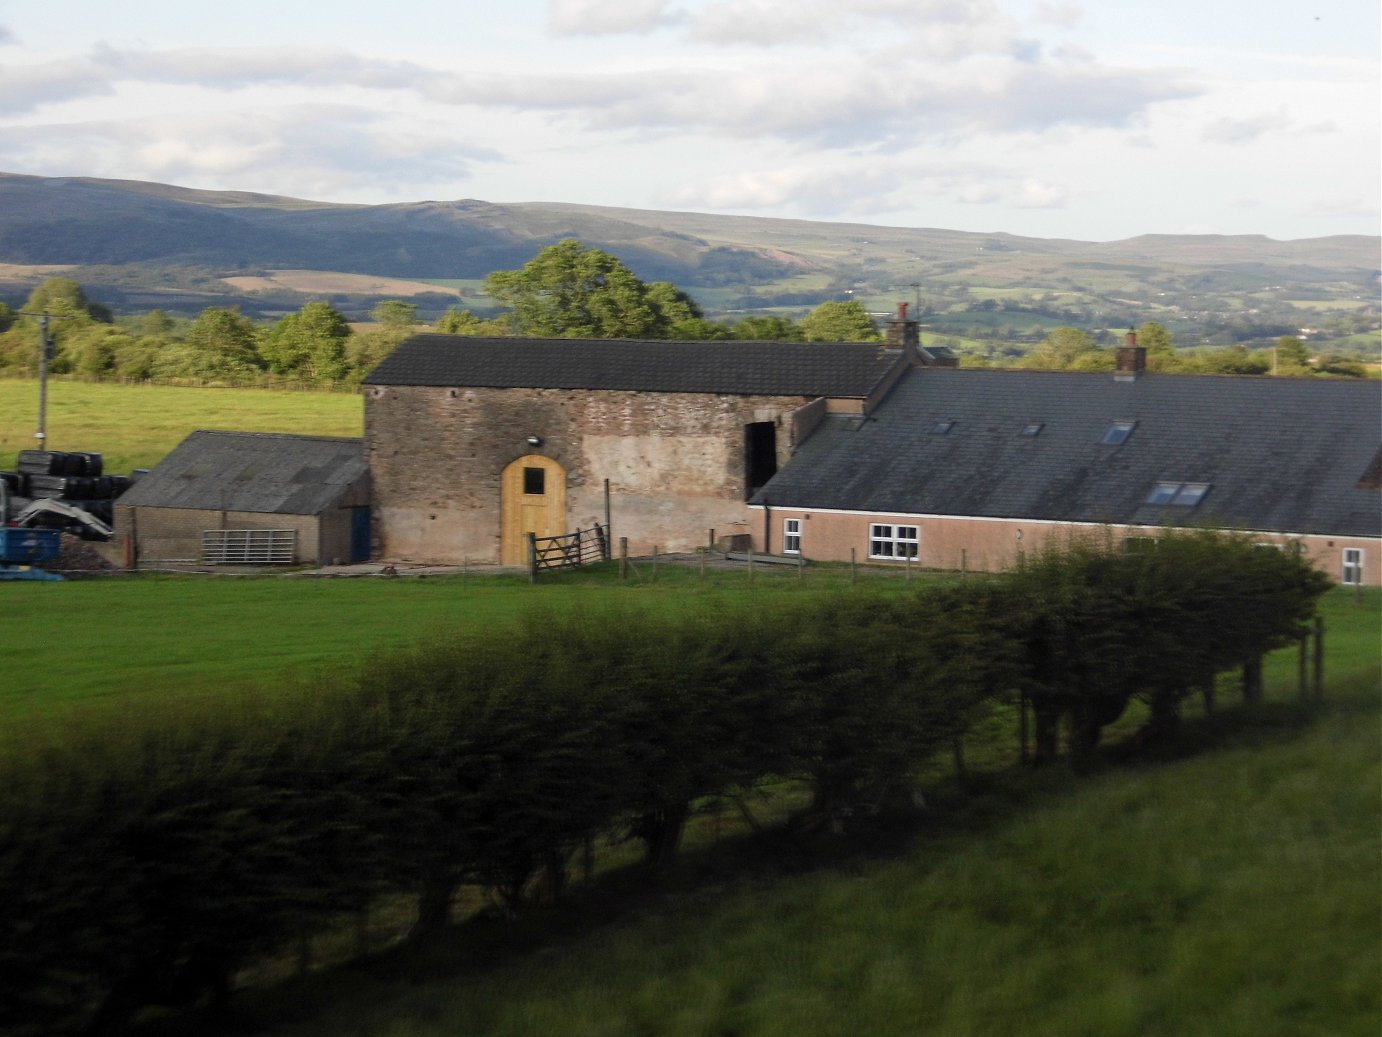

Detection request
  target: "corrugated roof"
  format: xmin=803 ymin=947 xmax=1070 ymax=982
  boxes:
xmin=364 ymin=335 xmax=902 ymax=398
xmin=752 ymin=369 xmax=1382 ymax=538
xmin=118 ymin=431 xmax=367 ymax=515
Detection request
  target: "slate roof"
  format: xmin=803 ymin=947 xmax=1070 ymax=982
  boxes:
xmin=752 ymin=368 xmax=1382 ymax=538
xmin=118 ymin=431 xmax=367 ymax=515
xmin=364 ymin=335 xmax=902 ymax=398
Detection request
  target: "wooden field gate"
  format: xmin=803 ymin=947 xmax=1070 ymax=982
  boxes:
xmin=528 ymin=524 xmax=610 ymax=575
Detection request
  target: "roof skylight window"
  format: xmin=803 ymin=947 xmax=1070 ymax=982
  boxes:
xmin=1173 ymin=482 xmax=1210 ymax=506
xmin=1020 ymin=423 xmax=1044 ymax=437
xmin=1145 ymin=481 xmax=1211 ymax=507
xmin=1146 ymin=481 xmax=1179 ymax=505
xmin=931 ymin=420 xmax=955 ymax=435
xmin=1102 ymin=420 xmax=1135 ymax=445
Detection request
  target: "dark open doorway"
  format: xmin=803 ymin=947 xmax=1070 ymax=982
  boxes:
xmin=745 ymin=421 xmax=777 ymax=499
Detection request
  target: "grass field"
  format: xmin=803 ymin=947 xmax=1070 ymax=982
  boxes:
xmin=120 ymin=585 xmax=1378 ymax=1037
xmin=0 ymin=378 xmax=363 ymax=473
xmin=0 ymin=562 xmax=922 ymax=722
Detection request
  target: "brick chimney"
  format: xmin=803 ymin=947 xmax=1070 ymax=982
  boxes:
xmin=1115 ymin=328 xmax=1145 ymax=381
xmin=885 ymin=302 xmax=919 ymax=352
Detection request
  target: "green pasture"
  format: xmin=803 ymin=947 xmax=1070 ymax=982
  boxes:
xmin=130 ymin=587 xmax=1380 ymax=1037
xmin=0 ymin=378 xmax=363 ymax=474
xmin=0 ymin=563 xmax=924 ymax=721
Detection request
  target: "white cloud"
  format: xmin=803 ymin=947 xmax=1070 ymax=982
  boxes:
xmin=548 ymin=0 xmax=680 ymax=36
xmin=1201 ymin=108 xmax=1291 ymax=144
xmin=1014 ymin=178 xmax=1066 ymax=208
xmin=2 ymin=106 xmax=504 ymax=198
xmin=1032 ymin=3 xmax=1084 ymax=29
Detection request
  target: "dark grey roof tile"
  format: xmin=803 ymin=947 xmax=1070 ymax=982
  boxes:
xmin=119 ymin=431 xmax=367 ymax=515
xmin=364 ymin=335 xmax=900 ymax=398
xmin=754 ymin=369 xmax=1381 ymax=538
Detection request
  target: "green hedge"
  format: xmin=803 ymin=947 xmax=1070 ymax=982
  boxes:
xmin=0 ymin=532 xmax=1331 ymax=1034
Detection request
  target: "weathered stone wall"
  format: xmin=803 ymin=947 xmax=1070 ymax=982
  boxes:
xmin=366 ymin=385 xmax=814 ymax=562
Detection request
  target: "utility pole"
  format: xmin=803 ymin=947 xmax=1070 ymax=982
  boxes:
xmin=17 ymin=311 xmax=61 ymax=449
xmin=36 ymin=314 xmax=52 ymax=447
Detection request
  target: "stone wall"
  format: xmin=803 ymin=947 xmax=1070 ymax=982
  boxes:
xmin=366 ymin=385 xmax=815 ymax=562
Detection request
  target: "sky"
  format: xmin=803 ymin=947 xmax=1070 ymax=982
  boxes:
xmin=0 ymin=0 xmax=1377 ymax=242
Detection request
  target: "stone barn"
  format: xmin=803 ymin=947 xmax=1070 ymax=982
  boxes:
xmin=363 ymin=335 xmax=909 ymax=563
xmin=115 ymin=431 xmax=370 ymax=568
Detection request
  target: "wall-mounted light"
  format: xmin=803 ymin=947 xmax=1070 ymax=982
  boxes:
xmin=526 ymin=435 xmax=542 ymax=447
xmin=1015 ymin=529 xmax=1024 ymax=540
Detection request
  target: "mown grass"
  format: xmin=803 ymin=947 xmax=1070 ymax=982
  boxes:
xmin=0 ymin=378 xmax=363 ymax=473
xmin=0 ymin=561 xmax=929 ymax=721
xmin=128 ymin=587 xmax=1378 ymax=1037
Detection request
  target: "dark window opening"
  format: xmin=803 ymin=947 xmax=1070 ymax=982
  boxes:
xmin=523 ymin=466 xmax=545 ymax=495
xmin=745 ymin=421 xmax=777 ymax=499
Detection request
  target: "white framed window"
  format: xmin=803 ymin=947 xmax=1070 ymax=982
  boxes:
xmin=870 ymin=524 xmax=918 ymax=559
xmin=783 ymin=518 xmax=802 ymax=555
xmin=1343 ymin=548 xmax=1364 ymax=586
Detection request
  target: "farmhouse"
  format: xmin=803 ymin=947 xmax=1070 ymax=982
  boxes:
xmin=115 ymin=431 xmax=370 ymax=568
xmin=750 ymin=341 xmax=1382 ymax=586
xmin=363 ymin=317 xmax=1379 ymax=586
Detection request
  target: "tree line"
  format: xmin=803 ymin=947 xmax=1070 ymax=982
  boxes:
xmin=1 ymin=239 xmax=1364 ymax=388
xmin=0 ymin=242 xmax=883 ymax=389
xmin=998 ymin=322 xmax=1369 ymax=377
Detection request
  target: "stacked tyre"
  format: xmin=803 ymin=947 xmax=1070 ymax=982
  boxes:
xmin=2 ymin=451 xmax=137 ymax=539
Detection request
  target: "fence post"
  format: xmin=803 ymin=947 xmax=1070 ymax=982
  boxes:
xmin=619 ymin=537 xmax=629 ymax=582
xmin=652 ymin=544 xmax=659 ymax=583
xmin=1297 ymin=633 xmax=1309 ymax=700
xmin=906 ymin=553 xmax=912 ymax=582
xmin=604 ymin=479 xmax=612 ymax=547
xmin=747 ymin=546 xmax=754 ymax=585
xmin=1241 ymin=655 xmax=1263 ymax=705
xmin=527 ymin=532 xmax=537 ymax=584
xmin=700 ymin=547 xmax=706 ymax=579
xmin=1313 ymin=615 xmax=1325 ymax=701
xmin=850 ymin=547 xmax=857 ymax=585
xmin=798 ymin=549 xmax=804 ymax=582
xmin=961 ymin=548 xmax=967 ymax=579
xmin=1019 ymin=689 xmax=1029 ymax=764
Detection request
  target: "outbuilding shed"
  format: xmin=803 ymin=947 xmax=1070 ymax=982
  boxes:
xmin=114 ymin=431 xmax=370 ymax=568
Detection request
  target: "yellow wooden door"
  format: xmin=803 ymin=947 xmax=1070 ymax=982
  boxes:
xmin=501 ymin=455 xmax=567 ymax=565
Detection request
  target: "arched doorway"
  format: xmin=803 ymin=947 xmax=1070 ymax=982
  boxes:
xmin=500 ymin=455 xmax=567 ymax=565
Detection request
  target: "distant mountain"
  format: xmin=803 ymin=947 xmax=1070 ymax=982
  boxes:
xmin=0 ymin=172 xmax=1376 ymax=326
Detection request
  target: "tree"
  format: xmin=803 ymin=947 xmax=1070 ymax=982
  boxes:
xmin=372 ymin=299 xmax=419 ymax=329
xmin=484 ymin=239 xmax=668 ymax=339
xmin=434 ymin=307 xmax=509 ymax=336
xmin=731 ymin=315 xmax=803 ymax=341
xmin=799 ymin=300 xmax=879 ymax=342
xmin=644 ymin=281 xmax=728 ymax=339
xmin=1136 ymin=321 xmax=1181 ymax=372
xmin=261 ymin=302 xmax=351 ymax=380
xmin=1021 ymin=327 xmax=1109 ymax=370
xmin=1274 ymin=335 xmax=1311 ymax=375
xmin=188 ymin=307 xmax=260 ymax=363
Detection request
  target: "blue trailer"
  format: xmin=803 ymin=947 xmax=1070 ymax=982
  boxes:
xmin=0 ymin=527 xmax=64 ymax=581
